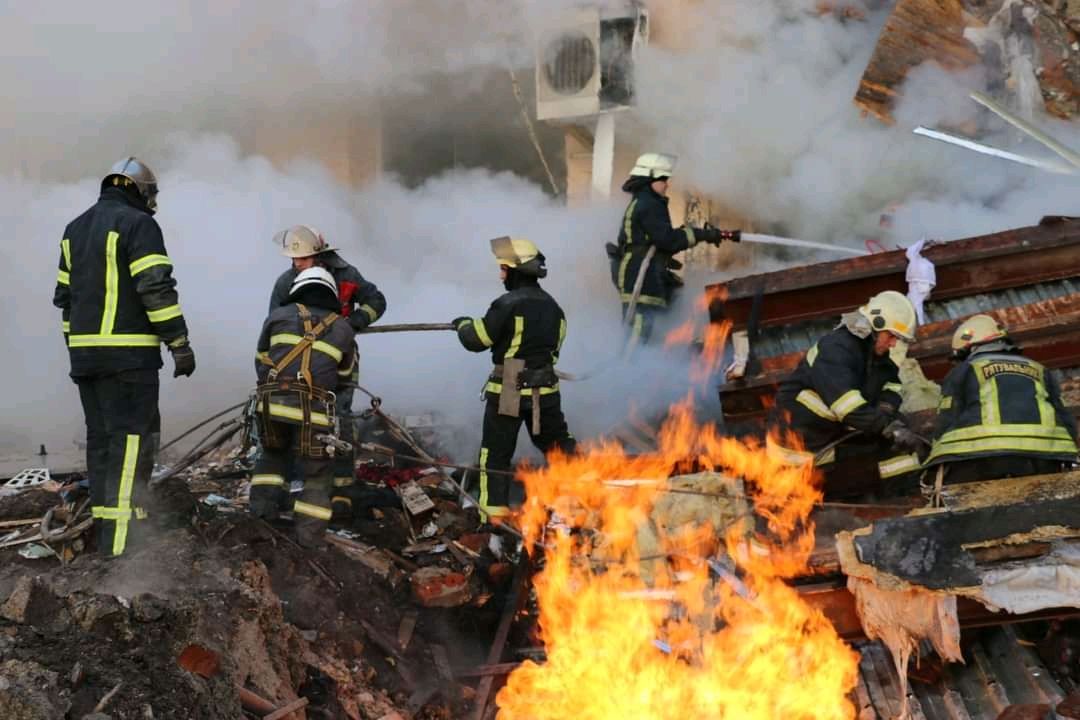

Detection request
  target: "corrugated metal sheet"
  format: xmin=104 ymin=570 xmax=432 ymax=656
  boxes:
xmin=855 ymin=627 xmax=1065 ymax=720
xmin=752 ymin=279 xmax=1078 ymax=359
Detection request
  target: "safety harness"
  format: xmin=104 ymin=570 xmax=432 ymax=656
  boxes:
xmin=256 ymin=303 xmax=340 ymax=456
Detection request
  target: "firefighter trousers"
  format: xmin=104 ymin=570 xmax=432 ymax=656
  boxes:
xmin=249 ymin=421 xmax=333 ymax=547
xmin=331 ymin=373 xmax=358 ymax=520
xmin=469 ymin=393 xmax=576 ymax=520
xmin=75 ymin=369 xmax=159 ymax=557
xmin=622 ymin=303 xmax=662 ymax=345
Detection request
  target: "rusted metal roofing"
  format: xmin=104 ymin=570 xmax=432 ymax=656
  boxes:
xmin=855 ymin=628 xmax=1066 ymax=720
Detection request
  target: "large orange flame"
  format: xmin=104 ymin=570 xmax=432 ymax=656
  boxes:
xmin=664 ymin=287 xmax=732 ymax=383
xmin=496 ymin=401 xmax=858 ymax=719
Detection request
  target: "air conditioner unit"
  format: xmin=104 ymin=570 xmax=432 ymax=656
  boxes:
xmin=535 ymin=3 xmax=649 ymax=121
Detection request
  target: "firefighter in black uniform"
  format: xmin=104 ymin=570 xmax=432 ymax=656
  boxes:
xmin=53 ymin=157 xmax=196 ymax=557
xmin=924 ymin=314 xmax=1078 ymax=484
xmin=769 ymin=291 xmax=925 ymax=485
xmin=268 ymin=225 xmax=386 ymax=520
xmin=609 ymin=152 xmax=741 ymax=344
xmin=453 ymin=237 xmax=577 ymax=521
xmin=251 ymin=267 xmax=357 ymax=547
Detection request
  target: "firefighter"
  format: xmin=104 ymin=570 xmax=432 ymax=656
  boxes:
xmin=251 ymin=266 xmax=357 ymax=547
xmin=452 ymin=237 xmax=577 ymax=522
xmin=268 ymin=225 xmax=386 ymax=521
xmin=924 ymin=315 xmax=1078 ymax=484
xmin=768 ymin=290 xmax=925 ymax=485
xmin=53 ymin=157 xmax=196 ymax=557
xmin=609 ymin=152 xmax=741 ymax=344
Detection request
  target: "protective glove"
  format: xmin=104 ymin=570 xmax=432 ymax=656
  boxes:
xmin=882 ymin=419 xmax=925 ymax=453
xmin=348 ymin=314 xmax=371 ymax=332
xmin=696 ymin=225 xmax=742 ymax=246
xmin=170 ymin=343 xmax=196 ymax=378
xmin=452 ymin=316 xmax=471 ymax=330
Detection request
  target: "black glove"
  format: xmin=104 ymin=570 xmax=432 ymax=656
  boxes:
xmin=170 ymin=343 xmax=196 ymax=378
xmin=452 ymin=316 xmax=470 ymax=329
xmin=882 ymin=419 xmax=925 ymax=453
xmin=696 ymin=225 xmax=742 ymax=246
xmin=349 ymin=314 xmax=371 ymax=332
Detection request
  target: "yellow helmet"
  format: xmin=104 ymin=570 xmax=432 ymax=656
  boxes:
xmin=490 ymin=236 xmax=547 ymax=277
xmin=951 ymin=314 xmax=1007 ymax=356
xmin=629 ymin=152 xmax=677 ymax=179
xmin=857 ymin=290 xmax=917 ymax=342
xmin=274 ymin=225 xmax=337 ymax=258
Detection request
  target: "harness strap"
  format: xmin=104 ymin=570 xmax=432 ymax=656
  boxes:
xmin=265 ymin=304 xmax=340 ymax=383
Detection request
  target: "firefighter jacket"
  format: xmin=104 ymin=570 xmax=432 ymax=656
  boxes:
xmin=454 ymin=278 xmax=566 ymax=397
xmin=255 ymin=303 xmax=356 ymax=428
xmin=615 ymin=187 xmax=698 ymax=309
xmin=925 ymin=346 xmax=1078 ymax=466
xmin=269 ymin=252 xmax=386 ymax=332
xmin=773 ymin=325 xmax=902 ymax=452
xmin=53 ymin=188 xmax=189 ymax=377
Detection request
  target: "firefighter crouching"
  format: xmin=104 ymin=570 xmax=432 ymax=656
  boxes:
xmin=924 ymin=314 xmax=1078 ymax=484
xmin=453 ymin=237 xmax=577 ymax=522
xmin=608 ymin=152 xmax=741 ymax=344
xmin=250 ymin=267 xmax=356 ymax=547
xmin=268 ymin=225 xmax=387 ymax=521
xmin=53 ymin=157 xmax=196 ymax=557
xmin=768 ymin=291 xmax=925 ymax=486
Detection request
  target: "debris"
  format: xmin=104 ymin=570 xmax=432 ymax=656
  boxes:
xmin=2 ymin=468 xmax=50 ymax=491
xmin=16 ymin=542 xmax=56 ymax=560
xmin=263 ymin=696 xmax=310 ymax=720
xmin=397 ymin=611 xmax=418 ymax=650
xmin=177 ymin=644 xmax=220 ymax=678
xmin=0 ymin=659 xmax=69 ymax=719
xmin=92 ymin=681 xmax=123 ymax=713
xmin=410 ymin=566 xmax=473 ymax=608
xmin=398 ymin=480 xmax=436 ymax=519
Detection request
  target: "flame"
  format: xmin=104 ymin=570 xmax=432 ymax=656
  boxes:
xmin=664 ymin=287 xmax=732 ymax=383
xmin=496 ymin=401 xmax=858 ymax=720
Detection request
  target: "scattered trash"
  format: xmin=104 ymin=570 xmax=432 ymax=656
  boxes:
xmin=17 ymin=543 xmax=56 ymax=560
xmin=199 ymin=494 xmax=233 ymax=507
xmin=3 ymin=468 xmax=50 ymax=490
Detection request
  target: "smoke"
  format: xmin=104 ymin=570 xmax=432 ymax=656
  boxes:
xmin=5 ymin=0 xmax=1080 ymax=464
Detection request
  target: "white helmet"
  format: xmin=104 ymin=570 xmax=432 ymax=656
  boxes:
xmin=289 ymin=267 xmax=338 ymax=300
xmin=857 ymin=290 xmax=917 ymax=342
xmin=629 ymin=152 xmax=677 ymax=179
xmin=274 ymin=225 xmax=337 ymax=258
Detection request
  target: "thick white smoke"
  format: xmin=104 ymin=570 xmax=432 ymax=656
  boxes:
xmin=4 ymin=0 xmax=1079 ymax=465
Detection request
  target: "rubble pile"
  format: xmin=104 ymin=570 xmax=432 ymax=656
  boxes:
xmin=0 ymin=411 xmax=521 ymax=719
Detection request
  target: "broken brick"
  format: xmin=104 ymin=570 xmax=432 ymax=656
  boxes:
xmin=995 ymin=704 xmax=1052 ymax=720
xmin=177 ymin=644 xmax=220 ymax=678
xmin=1 ymin=577 xmax=63 ymax=627
xmin=410 ymin=567 xmax=472 ymax=608
xmin=456 ymin=533 xmax=491 ymax=554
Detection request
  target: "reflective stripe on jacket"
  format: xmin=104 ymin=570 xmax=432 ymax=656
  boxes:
xmin=455 ymin=278 xmax=566 ymax=395
xmin=255 ymin=303 xmax=356 ymax=426
xmin=772 ymin=326 xmax=901 ymax=451
xmin=615 ymin=187 xmax=697 ymax=309
xmin=53 ymin=188 xmax=188 ymax=377
xmin=926 ymin=349 xmax=1079 ymax=466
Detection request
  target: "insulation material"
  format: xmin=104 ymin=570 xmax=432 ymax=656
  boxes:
xmin=905 ymin=238 xmax=936 ymax=325
xmin=848 ymin=576 xmax=963 ymax=719
xmin=975 ymin=541 xmax=1080 ymax=613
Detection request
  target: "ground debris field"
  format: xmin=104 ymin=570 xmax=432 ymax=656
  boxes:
xmin=0 ymin=460 xmax=514 ymax=720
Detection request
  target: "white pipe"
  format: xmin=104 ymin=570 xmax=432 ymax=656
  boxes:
xmin=913 ymin=126 xmax=1077 ymax=175
xmin=591 ymin=113 xmax=616 ymax=200
xmin=970 ymin=91 xmax=1080 ymax=170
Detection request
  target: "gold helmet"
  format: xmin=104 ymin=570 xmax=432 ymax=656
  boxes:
xmin=490 ymin=236 xmax=547 ymax=277
xmin=857 ymin=290 xmax=917 ymax=342
xmin=274 ymin=225 xmax=336 ymax=258
xmin=951 ymin=314 xmax=1007 ymax=357
xmin=629 ymin=152 xmax=677 ymax=179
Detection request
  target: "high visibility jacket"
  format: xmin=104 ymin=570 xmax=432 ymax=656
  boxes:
xmin=455 ymin=278 xmax=566 ymax=397
xmin=53 ymin=188 xmax=188 ymax=377
xmin=255 ymin=303 xmax=356 ymax=428
xmin=615 ymin=187 xmax=698 ymax=309
xmin=269 ymin=252 xmax=386 ymax=331
xmin=773 ymin=326 xmax=902 ymax=452
xmin=926 ymin=348 xmax=1078 ymax=466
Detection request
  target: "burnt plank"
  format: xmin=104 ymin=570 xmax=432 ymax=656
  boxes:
xmin=852 ymin=496 xmax=1080 ymax=589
